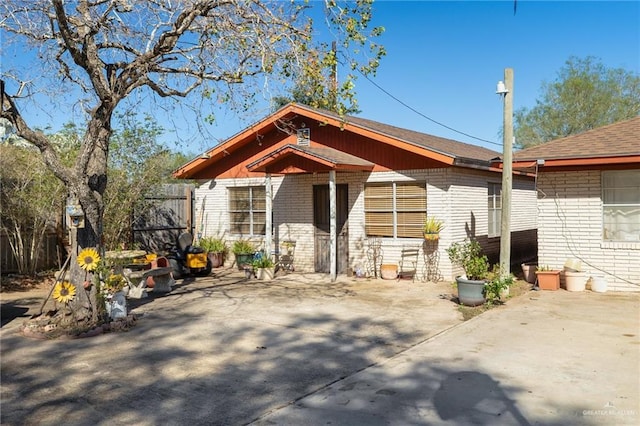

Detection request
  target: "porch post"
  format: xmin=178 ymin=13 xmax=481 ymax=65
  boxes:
xmin=265 ymin=173 xmax=272 ymax=260
xmin=329 ymin=170 xmax=337 ymax=282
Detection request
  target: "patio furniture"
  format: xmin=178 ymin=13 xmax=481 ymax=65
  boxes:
xmin=399 ymin=246 xmax=420 ymax=281
xmin=274 ymin=240 xmax=296 ymax=273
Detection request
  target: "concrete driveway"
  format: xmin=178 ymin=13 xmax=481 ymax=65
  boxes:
xmin=1 ymin=270 xmax=638 ymax=425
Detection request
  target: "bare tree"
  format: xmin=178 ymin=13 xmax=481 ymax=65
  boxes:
xmin=0 ymin=0 xmax=384 ymax=332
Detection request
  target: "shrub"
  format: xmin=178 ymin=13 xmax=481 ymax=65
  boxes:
xmin=446 ymin=239 xmax=489 ymax=280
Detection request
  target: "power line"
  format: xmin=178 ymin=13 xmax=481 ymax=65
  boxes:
xmin=359 ymin=72 xmax=503 ymax=147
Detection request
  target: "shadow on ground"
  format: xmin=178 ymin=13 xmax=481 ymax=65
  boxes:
xmin=0 ymin=272 xmax=613 ymax=426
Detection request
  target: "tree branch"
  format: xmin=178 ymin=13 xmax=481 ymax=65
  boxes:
xmin=1 ymin=85 xmax=71 ymax=186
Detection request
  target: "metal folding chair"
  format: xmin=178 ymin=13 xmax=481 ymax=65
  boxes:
xmin=398 ymin=245 xmax=420 ymax=281
xmin=275 ymin=240 xmax=296 ymax=273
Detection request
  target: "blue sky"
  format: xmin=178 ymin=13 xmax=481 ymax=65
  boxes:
xmin=2 ymin=1 xmax=639 ymax=155
xmin=351 ymin=0 xmax=640 ymax=151
xmin=192 ymin=0 xmax=640 ymax=153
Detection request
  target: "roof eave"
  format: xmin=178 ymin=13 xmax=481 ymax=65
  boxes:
xmin=173 ymin=104 xmax=300 ymax=179
xmin=246 ymin=144 xmax=375 ymax=174
xmin=511 ymin=155 xmax=640 ymax=169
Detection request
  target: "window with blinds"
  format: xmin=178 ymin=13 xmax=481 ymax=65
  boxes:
xmin=229 ymin=186 xmax=266 ymax=235
xmin=488 ymin=182 xmax=502 ymax=237
xmin=364 ymin=182 xmax=426 ymax=238
xmin=602 ymin=170 xmax=640 ymax=242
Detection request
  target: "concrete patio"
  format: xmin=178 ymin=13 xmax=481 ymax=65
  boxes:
xmin=1 ymin=270 xmax=638 ymax=425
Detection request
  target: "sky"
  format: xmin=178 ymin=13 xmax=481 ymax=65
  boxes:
xmin=2 ymin=1 xmax=639 ymax=155
xmin=351 ymin=0 xmax=640 ymax=152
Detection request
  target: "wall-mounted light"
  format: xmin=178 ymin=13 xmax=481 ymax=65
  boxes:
xmin=496 ymin=80 xmax=508 ymax=96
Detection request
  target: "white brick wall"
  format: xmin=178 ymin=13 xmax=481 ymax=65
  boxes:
xmin=537 ymin=170 xmax=640 ymax=291
xmin=195 ymin=167 xmax=538 ymax=281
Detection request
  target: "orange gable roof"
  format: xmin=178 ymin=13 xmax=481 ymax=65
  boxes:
xmin=173 ymin=103 xmax=501 ymax=179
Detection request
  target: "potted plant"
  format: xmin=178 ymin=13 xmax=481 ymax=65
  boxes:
xmin=101 ymin=273 xmax=128 ymax=319
xmin=446 ymin=239 xmax=489 ymax=306
xmin=423 ymin=216 xmax=444 ymax=241
xmin=485 ymin=266 xmax=514 ymax=305
xmin=535 ymin=265 xmax=561 ymax=290
xmin=198 ymin=237 xmax=228 ymax=268
xmin=380 ymin=263 xmax=398 ymax=280
xmin=563 ymin=259 xmax=587 ymax=292
xmin=232 ymin=239 xmax=255 ymax=271
xmin=521 ymin=262 xmax=537 ymax=284
xmin=253 ymin=255 xmax=275 ymax=281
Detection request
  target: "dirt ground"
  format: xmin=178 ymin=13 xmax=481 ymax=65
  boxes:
xmin=0 ymin=273 xmax=56 ymax=293
xmin=0 ymin=271 xmax=534 ymax=327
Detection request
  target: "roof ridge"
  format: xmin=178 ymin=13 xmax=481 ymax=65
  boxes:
xmin=293 ymin=103 xmax=500 ymax=160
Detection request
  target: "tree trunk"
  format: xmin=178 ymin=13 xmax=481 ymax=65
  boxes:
xmin=62 ymin=116 xmax=111 ymax=329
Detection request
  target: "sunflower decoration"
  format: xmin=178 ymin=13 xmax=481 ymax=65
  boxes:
xmin=53 ymin=281 xmax=77 ymax=304
xmin=103 ymin=274 xmax=127 ymax=295
xmin=77 ymin=248 xmax=101 ymax=271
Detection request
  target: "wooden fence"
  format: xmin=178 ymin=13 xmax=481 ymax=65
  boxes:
xmin=0 ymin=231 xmax=61 ymax=274
xmin=132 ymin=184 xmax=195 ymax=252
xmin=1 ymin=183 xmax=194 ymax=274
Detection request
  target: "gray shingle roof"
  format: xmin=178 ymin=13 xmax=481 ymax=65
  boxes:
xmin=513 ymin=116 xmax=640 ymax=161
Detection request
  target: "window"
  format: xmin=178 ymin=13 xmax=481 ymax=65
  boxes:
xmin=602 ymin=170 xmax=640 ymax=242
xmin=488 ymin=182 xmax=502 ymax=237
xmin=229 ymin=186 xmax=266 ymax=235
xmin=364 ymin=182 xmax=426 ymax=238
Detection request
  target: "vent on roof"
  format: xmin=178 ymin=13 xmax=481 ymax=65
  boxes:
xmin=296 ymin=128 xmax=310 ymax=146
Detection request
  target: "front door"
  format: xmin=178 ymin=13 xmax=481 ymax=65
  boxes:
xmin=313 ymin=184 xmax=348 ymax=274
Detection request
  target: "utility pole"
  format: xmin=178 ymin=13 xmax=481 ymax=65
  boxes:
xmin=499 ymin=68 xmax=514 ymax=276
xmin=330 ymin=41 xmax=338 ymax=110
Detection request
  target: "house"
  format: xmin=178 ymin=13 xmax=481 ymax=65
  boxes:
xmin=510 ymin=117 xmax=640 ymax=291
xmin=173 ymin=103 xmax=537 ymax=281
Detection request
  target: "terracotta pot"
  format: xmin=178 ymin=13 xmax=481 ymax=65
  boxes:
xmin=536 ymin=270 xmax=560 ymax=290
xmin=380 ymin=264 xmax=398 ymax=280
xmin=423 ymin=233 xmax=440 ymax=241
xmin=207 ymin=252 xmax=224 ymax=268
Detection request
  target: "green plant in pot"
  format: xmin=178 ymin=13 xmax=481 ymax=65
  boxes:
xmin=253 ymin=255 xmax=275 ymax=281
xmin=485 ymin=265 xmax=514 ymax=305
xmin=232 ymin=239 xmax=255 ymax=270
xmin=423 ymin=216 xmax=444 ymax=241
xmin=446 ymin=239 xmax=489 ymax=306
xmin=198 ymin=237 xmax=228 ymax=268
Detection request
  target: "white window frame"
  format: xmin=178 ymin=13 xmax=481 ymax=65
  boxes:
xmin=602 ymin=170 xmax=640 ymax=242
xmin=488 ymin=182 xmax=502 ymax=238
xmin=229 ymin=186 xmax=266 ymax=236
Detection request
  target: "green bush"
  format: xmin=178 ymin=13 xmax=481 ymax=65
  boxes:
xmin=485 ymin=266 xmax=514 ymax=305
xmin=446 ymin=239 xmax=489 ymax=280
